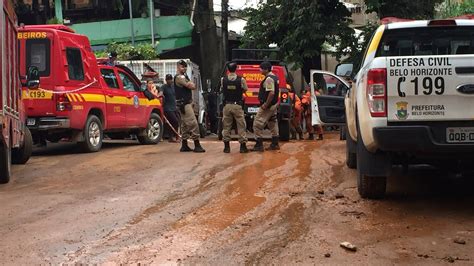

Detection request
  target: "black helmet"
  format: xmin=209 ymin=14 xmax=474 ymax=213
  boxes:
xmin=227 ymin=62 xmax=238 ymax=72
xmin=177 ymin=59 xmax=188 ymax=67
xmin=165 ymin=74 xmax=173 ymax=80
xmin=109 ymin=51 xmax=117 ymax=58
xmin=260 ymin=61 xmax=272 ymax=71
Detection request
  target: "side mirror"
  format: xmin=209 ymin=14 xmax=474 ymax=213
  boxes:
xmin=335 ymin=63 xmax=353 ymax=78
xmin=26 ymin=66 xmax=40 ymax=89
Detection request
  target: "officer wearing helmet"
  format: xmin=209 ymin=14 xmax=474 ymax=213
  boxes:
xmin=220 ymin=62 xmax=249 ymax=153
xmin=251 ymin=61 xmax=280 ymax=152
xmin=174 ymin=60 xmax=205 ymax=152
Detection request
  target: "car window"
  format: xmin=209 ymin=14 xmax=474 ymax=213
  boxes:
xmin=100 ymin=69 xmax=119 ymax=89
xmin=26 ymin=39 xmax=51 ymax=77
xmin=66 ymin=48 xmax=85 ymax=80
xmin=376 ymin=26 xmax=474 ymax=57
xmin=313 ymin=73 xmax=349 ymax=96
xmin=118 ymin=72 xmax=140 ymax=92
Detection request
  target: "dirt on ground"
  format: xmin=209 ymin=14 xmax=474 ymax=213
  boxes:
xmin=0 ymin=133 xmax=473 ymax=265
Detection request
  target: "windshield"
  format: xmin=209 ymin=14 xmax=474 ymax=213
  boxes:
xmin=376 ymin=26 xmax=474 ymax=57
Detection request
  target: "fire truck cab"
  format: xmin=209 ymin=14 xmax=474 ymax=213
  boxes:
xmin=18 ymin=25 xmax=164 ymax=152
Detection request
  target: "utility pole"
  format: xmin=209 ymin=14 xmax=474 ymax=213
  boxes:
xmin=149 ymin=0 xmax=155 ymax=46
xmin=221 ymin=0 xmax=229 ymax=62
xmin=128 ymin=0 xmax=135 ymax=46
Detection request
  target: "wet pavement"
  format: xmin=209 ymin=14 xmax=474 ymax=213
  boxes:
xmin=1 ymin=133 xmax=473 ymax=264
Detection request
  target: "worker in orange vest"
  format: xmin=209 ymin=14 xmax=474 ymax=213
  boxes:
xmin=288 ymin=86 xmax=303 ymax=140
xmin=301 ymin=88 xmax=323 ymax=140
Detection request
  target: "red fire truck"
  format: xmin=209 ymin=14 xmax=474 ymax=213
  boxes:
xmin=217 ymin=49 xmax=292 ymax=140
xmin=18 ymin=25 xmax=164 ymax=153
xmin=0 ymin=0 xmax=38 ymax=183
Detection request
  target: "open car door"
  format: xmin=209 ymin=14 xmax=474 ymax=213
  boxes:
xmin=310 ymin=70 xmax=349 ymax=125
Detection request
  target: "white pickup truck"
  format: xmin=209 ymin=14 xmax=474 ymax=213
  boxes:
xmin=311 ymin=19 xmax=474 ymax=199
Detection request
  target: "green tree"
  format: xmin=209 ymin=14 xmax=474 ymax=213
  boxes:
xmin=242 ymin=0 xmax=353 ymax=82
xmin=364 ymin=0 xmax=443 ymax=19
xmin=437 ymin=0 xmax=474 ymax=18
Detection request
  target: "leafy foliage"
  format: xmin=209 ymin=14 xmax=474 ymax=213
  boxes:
xmin=364 ymin=0 xmax=443 ymax=19
xmin=94 ymin=42 xmax=159 ymax=60
xmin=436 ymin=0 xmax=474 ymax=18
xmin=242 ymin=0 xmax=353 ymax=72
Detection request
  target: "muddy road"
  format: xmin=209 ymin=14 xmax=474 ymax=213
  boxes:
xmin=0 ymin=134 xmax=473 ymax=264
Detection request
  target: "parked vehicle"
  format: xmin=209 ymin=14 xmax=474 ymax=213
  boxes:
xmin=312 ymin=18 xmax=474 ymax=199
xmin=18 ymin=25 xmax=164 ymax=152
xmin=217 ymin=49 xmax=293 ymax=141
xmin=118 ymin=59 xmax=208 ymax=138
xmin=0 ymin=0 xmax=38 ymax=183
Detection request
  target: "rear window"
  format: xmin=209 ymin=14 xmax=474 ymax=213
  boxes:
xmin=66 ymin=48 xmax=85 ymax=81
xmin=376 ymin=26 xmax=474 ymax=57
xmin=26 ymin=39 xmax=51 ymax=76
xmin=100 ymin=69 xmax=119 ymax=89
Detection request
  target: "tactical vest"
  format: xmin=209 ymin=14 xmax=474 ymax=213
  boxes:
xmin=258 ymin=74 xmax=279 ymax=106
xmin=222 ymin=76 xmax=243 ymax=102
xmin=174 ymin=74 xmax=192 ymax=103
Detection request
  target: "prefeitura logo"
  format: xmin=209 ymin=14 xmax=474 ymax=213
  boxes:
xmin=396 ymin=101 xmax=409 ymax=120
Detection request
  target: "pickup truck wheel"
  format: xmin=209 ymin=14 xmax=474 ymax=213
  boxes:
xmin=12 ymin=127 xmax=33 ymax=165
xmin=80 ymin=115 xmax=103 ymax=152
xmin=356 ymin=126 xmax=387 ymax=199
xmin=217 ymin=118 xmax=223 ymax=140
xmin=345 ymin=126 xmax=357 ymax=169
xmin=0 ymin=143 xmax=11 ymax=184
xmin=138 ymin=113 xmax=163 ymax=145
xmin=278 ymin=119 xmax=290 ymax=141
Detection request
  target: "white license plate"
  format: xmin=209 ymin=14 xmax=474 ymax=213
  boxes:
xmin=247 ymin=107 xmax=259 ymax=113
xmin=446 ymin=127 xmax=474 ymax=143
xmin=27 ymin=118 xmax=36 ymax=126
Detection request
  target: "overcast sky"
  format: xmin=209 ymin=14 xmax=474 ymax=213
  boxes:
xmin=213 ymin=0 xmax=260 ymax=12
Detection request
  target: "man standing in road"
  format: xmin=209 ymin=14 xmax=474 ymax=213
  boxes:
xmin=174 ymin=60 xmax=205 ymax=152
xmin=160 ymin=74 xmax=180 ymax=143
xmin=221 ymin=62 xmax=249 ymax=153
xmin=251 ymin=61 xmax=280 ymax=152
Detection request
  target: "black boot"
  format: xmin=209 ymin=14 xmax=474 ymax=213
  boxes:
xmin=308 ymin=133 xmax=314 ymax=140
xmin=180 ymin=139 xmax=193 ymax=152
xmin=223 ymin=141 xmax=230 ymax=153
xmin=317 ymin=134 xmax=324 ymax=140
xmin=240 ymin=142 xmax=249 ymax=153
xmin=251 ymin=138 xmax=264 ymax=152
xmin=291 ymin=131 xmax=297 ymax=140
xmin=298 ymin=130 xmax=304 ymax=140
xmin=193 ymin=140 xmax=206 ymax=153
xmin=268 ymin=136 xmax=280 ymax=150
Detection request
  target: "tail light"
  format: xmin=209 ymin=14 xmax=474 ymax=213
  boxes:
xmin=56 ymin=94 xmax=72 ymax=111
xmin=280 ymin=91 xmax=289 ymax=104
xmin=367 ymin=68 xmax=387 ymax=117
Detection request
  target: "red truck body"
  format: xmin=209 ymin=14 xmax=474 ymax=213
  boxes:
xmin=18 ymin=25 xmax=164 ymax=152
xmin=0 ymin=0 xmax=34 ymax=183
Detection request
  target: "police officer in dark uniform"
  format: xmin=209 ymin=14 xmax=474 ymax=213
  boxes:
xmin=220 ymin=62 xmax=248 ymax=153
xmin=174 ymin=60 xmax=205 ymax=153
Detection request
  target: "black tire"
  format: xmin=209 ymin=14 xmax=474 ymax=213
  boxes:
xmin=345 ymin=126 xmax=357 ymax=169
xmin=138 ymin=113 xmax=163 ymax=145
xmin=12 ymin=127 xmax=33 ymax=165
xmin=278 ymin=119 xmax=290 ymax=141
xmin=199 ymin=124 xmax=206 ymax=138
xmin=340 ymin=126 xmax=347 ymax=140
xmin=356 ymin=126 xmax=387 ymax=199
xmin=217 ymin=118 xmax=223 ymax=140
xmin=80 ymin=115 xmax=103 ymax=152
xmin=0 ymin=143 xmax=11 ymax=184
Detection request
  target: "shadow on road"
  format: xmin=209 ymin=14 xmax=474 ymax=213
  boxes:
xmin=32 ymin=140 xmax=140 ymax=157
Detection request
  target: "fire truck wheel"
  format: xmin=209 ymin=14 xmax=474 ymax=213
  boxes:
xmin=12 ymin=127 xmax=33 ymax=165
xmin=80 ymin=115 xmax=103 ymax=153
xmin=278 ymin=119 xmax=290 ymax=141
xmin=138 ymin=113 xmax=163 ymax=145
xmin=0 ymin=143 xmax=11 ymax=184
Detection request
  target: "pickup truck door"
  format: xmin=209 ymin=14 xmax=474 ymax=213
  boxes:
xmin=310 ymin=70 xmax=348 ymax=125
xmin=100 ymin=68 xmax=127 ymax=129
xmin=117 ymin=71 xmax=147 ymax=127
